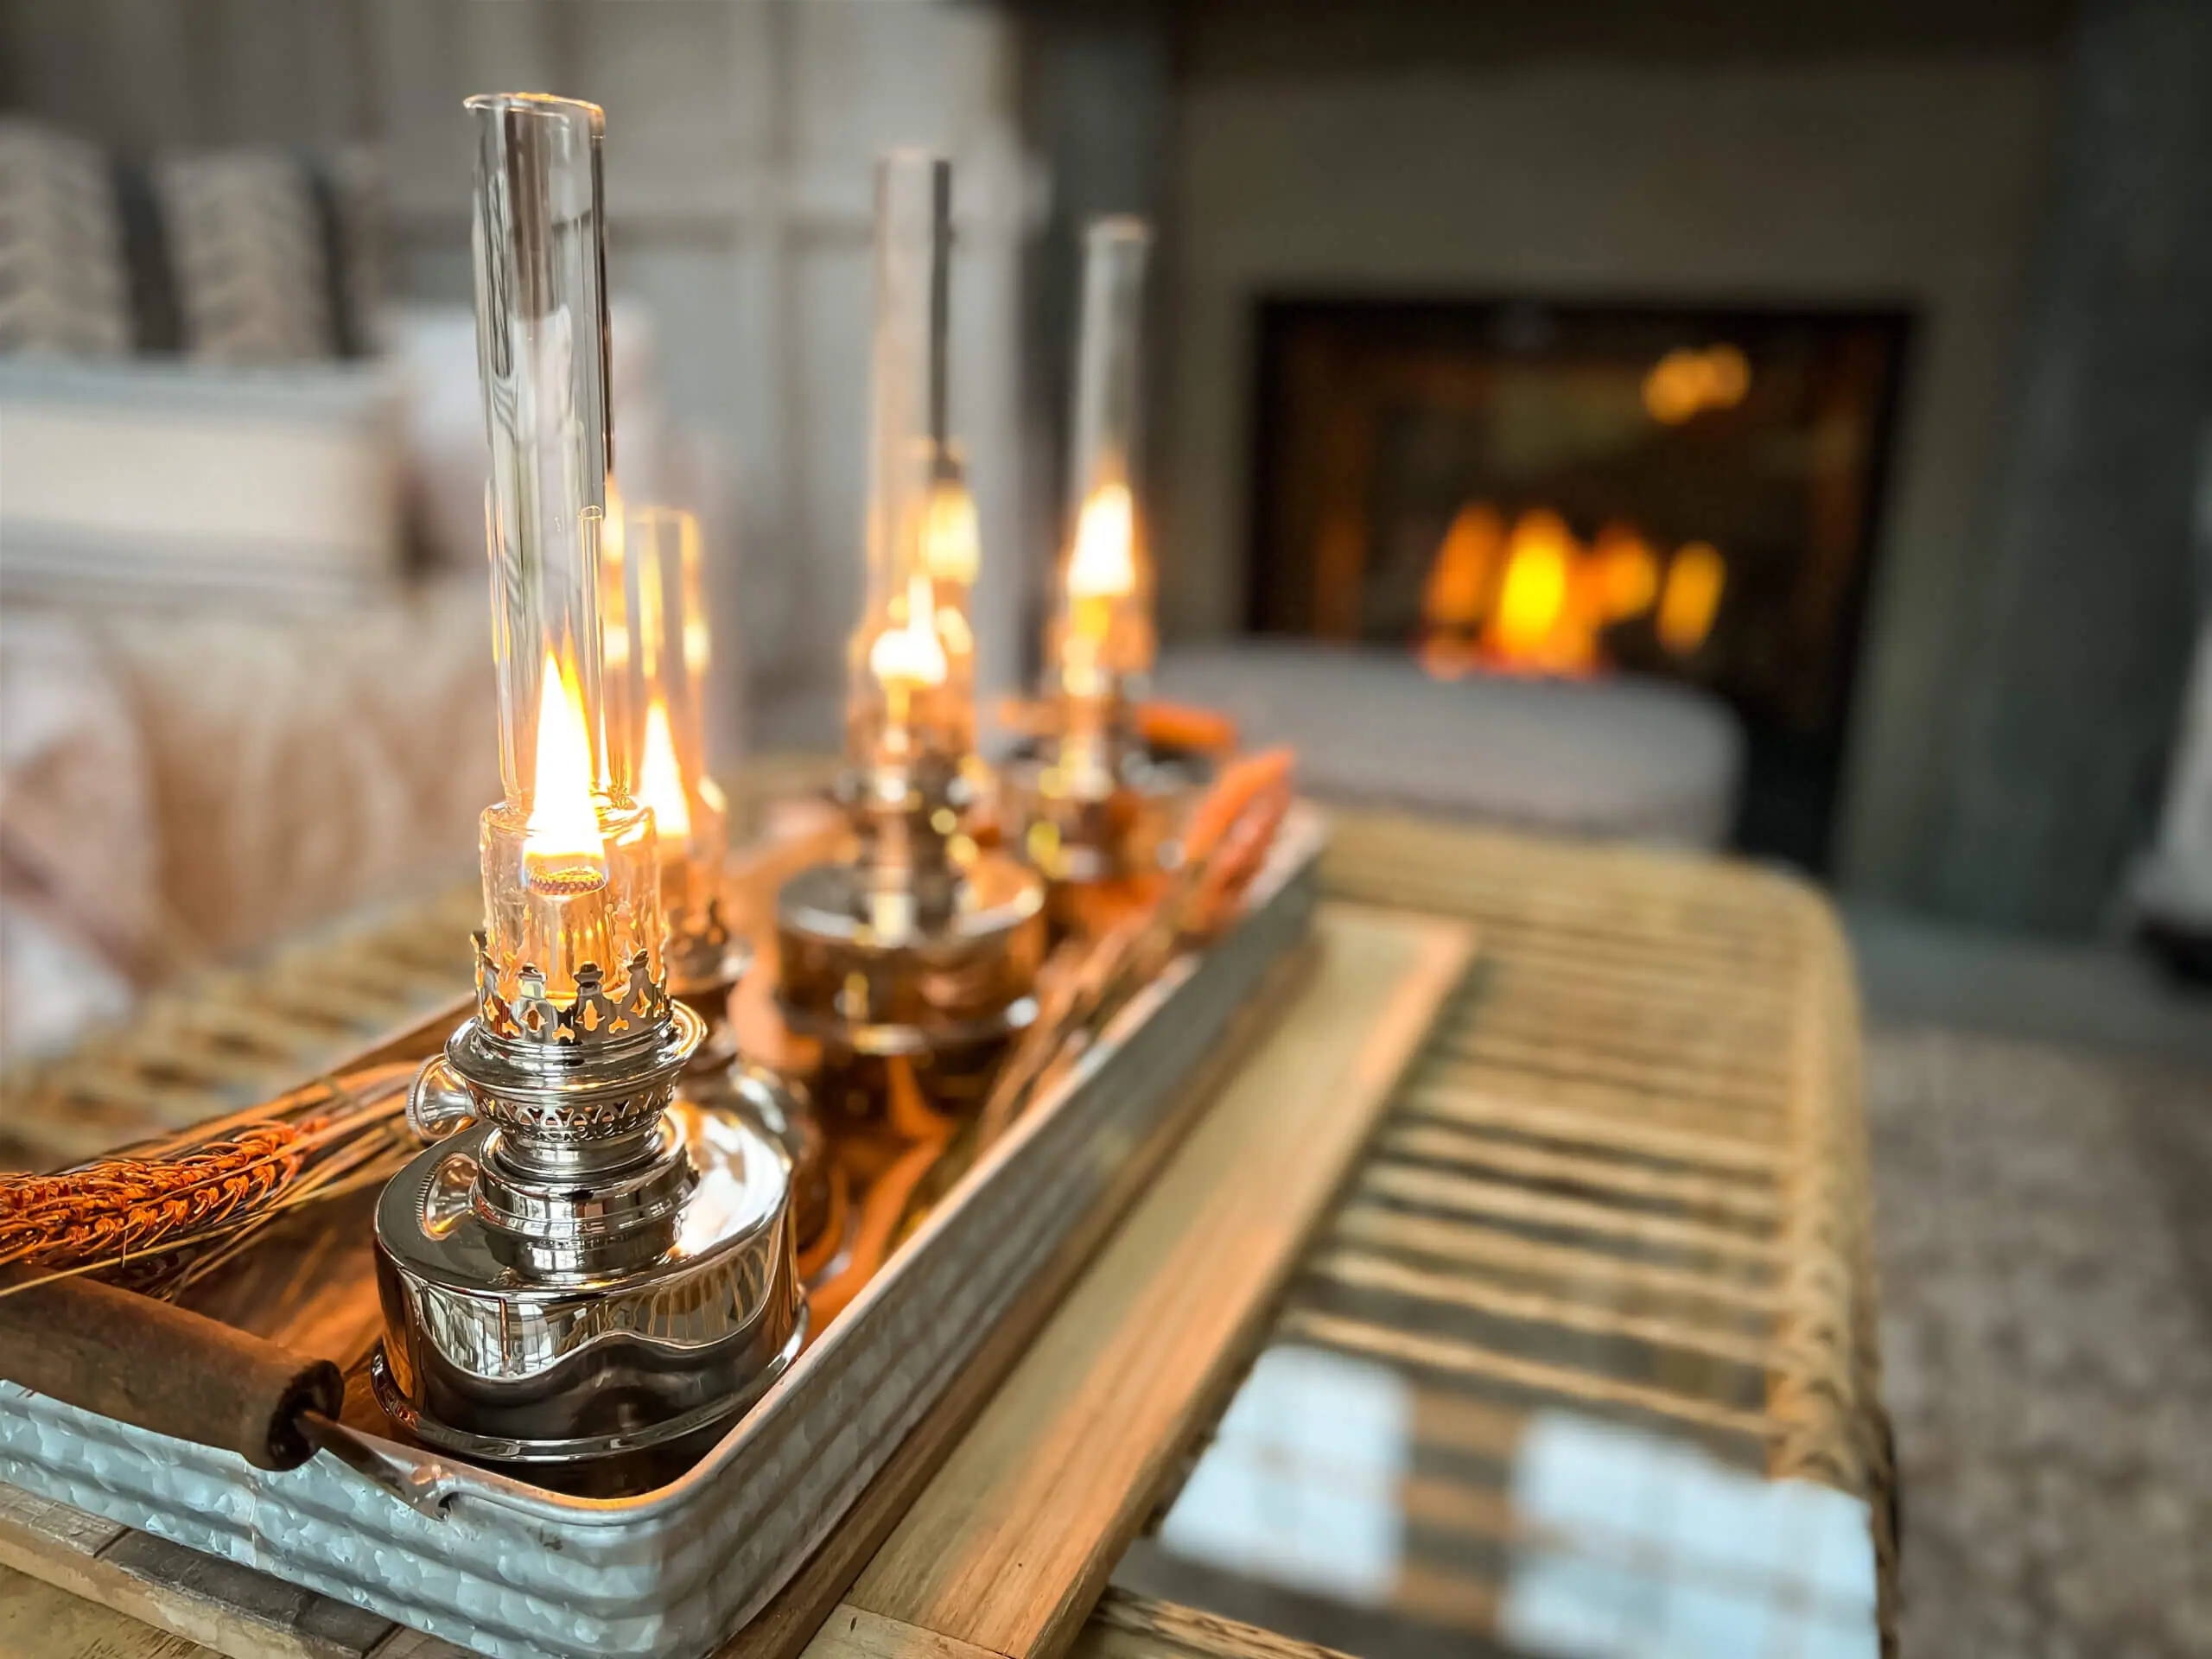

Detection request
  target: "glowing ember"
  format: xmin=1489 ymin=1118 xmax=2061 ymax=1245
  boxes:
xmin=523 ymin=650 xmax=608 ymax=896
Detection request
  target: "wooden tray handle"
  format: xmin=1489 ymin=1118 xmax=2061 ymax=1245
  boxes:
xmin=0 ymin=1274 xmax=341 ymax=1471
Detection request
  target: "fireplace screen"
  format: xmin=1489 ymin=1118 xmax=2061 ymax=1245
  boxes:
xmin=1248 ymin=297 xmax=1911 ymax=869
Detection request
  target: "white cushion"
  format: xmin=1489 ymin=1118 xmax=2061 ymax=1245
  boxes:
xmin=0 ymin=357 xmax=405 ymax=608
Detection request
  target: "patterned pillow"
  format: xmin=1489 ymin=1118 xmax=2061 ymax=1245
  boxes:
xmin=0 ymin=120 xmax=133 ymax=358
xmin=155 ymin=151 xmax=339 ymax=363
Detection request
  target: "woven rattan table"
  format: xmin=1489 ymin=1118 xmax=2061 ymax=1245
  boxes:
xmin=0 ymin=810 xmax=1891 ymax=1659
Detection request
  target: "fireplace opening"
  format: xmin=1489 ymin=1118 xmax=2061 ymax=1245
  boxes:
xmin=1247 ymin=296 xmax=1912 ymax=871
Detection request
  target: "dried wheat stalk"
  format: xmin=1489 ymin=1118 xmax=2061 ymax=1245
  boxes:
xmin=0 ymin=1123 xmax=308 ymax=1272
xmin=0 ymin=1062 xmax=416 ymax=1290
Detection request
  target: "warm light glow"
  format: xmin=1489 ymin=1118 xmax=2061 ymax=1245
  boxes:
xmin=923 ymin=474 xmax=982 ymax=587
xmin=1592 ymin=524 xmax=1661 ymax=619
xmin=1423 ymin=503 xmax=1500 ymax=628
xmin=1490 ymin=511 xmax=1576 ymax=666
xmin=1067 ymin=482 xmax=1137 ymax=602
xmin=1419 ymin=500 xmax=1724 ymax=678
xmin=1658 ymin=542 xmax=1726 ymax=655
xmin=870 ymin=573 xmax=950 ymax=691
xmin=1417 ymin=504 xmax=1500 ymax=678
xmin=638 ymin=695 xmax=691 ymax=841
xmin=523 ymin=651 xmax=607 ymax=896
xmin=1643 ymin=344 xmax=1751 ymax=425
xmin=1058 ymin=481 xmax=1145 ymax=704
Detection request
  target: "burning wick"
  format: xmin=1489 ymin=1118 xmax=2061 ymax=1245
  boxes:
xmin=523 ymin=650 xmax=609 ymax=897
xmin=638 ymin=695 xmax=692 ymax=842
xmin=1063 ymin=481 xmax=1135 ymax=699
xmin=868 ymin=573 xmax=950 ymax=742
xmin=1067 ymin=481 xmax=1135 ymax=607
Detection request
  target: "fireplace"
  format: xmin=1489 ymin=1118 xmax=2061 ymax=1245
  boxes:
xmin=1247 ymin=296 xmax=1912 ymax=870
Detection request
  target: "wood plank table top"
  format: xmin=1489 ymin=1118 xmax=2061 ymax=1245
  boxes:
xmin=1 ymin=812 xmax=1890 ymax=1659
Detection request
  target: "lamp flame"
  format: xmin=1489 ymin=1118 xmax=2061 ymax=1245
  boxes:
xmin=638 ymin=694 xmax=692 ymax=842
xmin=1067 ymin=481 xmax=1136 ymax=602
xmin=523 ymin=650 xmax=608 ymax=896
xmin=869 ymin=573 xmax=950 ymax=696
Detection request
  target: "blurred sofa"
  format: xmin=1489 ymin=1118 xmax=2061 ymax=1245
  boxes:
xmin=0 ymin=110 xmax=722 ymax=1062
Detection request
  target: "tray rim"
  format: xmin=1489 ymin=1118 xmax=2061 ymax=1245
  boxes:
xmin=0 ymin=809 xmax=1329 ymax=1658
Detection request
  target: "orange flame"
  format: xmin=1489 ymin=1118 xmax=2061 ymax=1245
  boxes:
xmin=870 ymin=573 xmax=950 ymax=690
xmin=637 ymin=694 xmax=691 ymax=842
xmin=1067 ymin=481 xmax=1137 ymax=603
xmin=1421 ymin=504 xmax=1723 ymax=677
xmin=1658 ymin=542 xmax=1726 ymax=655
xmin=523 ymin=650 xmax=607 ymax=896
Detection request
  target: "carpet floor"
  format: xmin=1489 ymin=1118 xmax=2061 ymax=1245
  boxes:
xmin=1866 ymin=1026 xmax=2212 ymax=1657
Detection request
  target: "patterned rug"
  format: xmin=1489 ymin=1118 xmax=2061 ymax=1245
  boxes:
xmin=1867 ymin=1026 xmax=2212 ymax=1656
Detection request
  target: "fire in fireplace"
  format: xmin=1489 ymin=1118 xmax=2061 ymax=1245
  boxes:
xmin=1248 ymin=297 xmax=1911 ymax=869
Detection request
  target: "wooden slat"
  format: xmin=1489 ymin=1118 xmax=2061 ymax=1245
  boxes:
xmin=0 ymin=1487 xmax=393 ymax=1659
xmin=1393 ymin=1055 xmax=1784 ymax=1128
xmin=1070 ymin=1589 xmax=1356 ymax=1659
xmin=0 ymin=1562 xmax=212 ymax=1659
xmin=785 ymin=1609 xmax=1000 ymax=1659
xmin=1306 ymin=1248 xmax=1783 ymax=1370
xmin=1281 ymin=1308 xmax=1779 ymax=1443
xmin=1395 ymin=1083 xmax=1787 ymax=1174
xmin=1376 ymin=1122 xmax=1779 ymax=1221
xmin=1352 ymin=1167 xmax=1781 ymax=1264
xmin=809 ymin=906 xmax=1475 ymax=1659
xmin=1433 ymin=1025 xmax=1791 ymax=1101
xmin=1329 ymin=1206 xmax=1782 ymax=1313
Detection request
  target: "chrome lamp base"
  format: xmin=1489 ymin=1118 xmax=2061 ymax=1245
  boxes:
xmin=373 ymin=1003 xmax=803 ymax=1491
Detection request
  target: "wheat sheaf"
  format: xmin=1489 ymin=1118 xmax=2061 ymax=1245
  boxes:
xmin=0 ymin=1122 xmax=309 ymax=1273
xmin=0 ymin=1064 xmax=418 ymax=1296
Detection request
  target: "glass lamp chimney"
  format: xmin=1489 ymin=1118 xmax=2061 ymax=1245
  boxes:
xmin=1052 ymin=218 xmax=1155 ymax=722
xmin=467 ymin=92 xmax=663 ymax=1018
xmin=847 ymin=151 xmax=976 ymax=791
xmin=611 ymin=502 xmax=729 ymax=969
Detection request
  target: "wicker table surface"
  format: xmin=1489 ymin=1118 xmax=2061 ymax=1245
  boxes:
xmin=0 ymin=810 xmax=1889 ymax=1659
xmin=1108 ymin=814 xmax=1892 ymax=1658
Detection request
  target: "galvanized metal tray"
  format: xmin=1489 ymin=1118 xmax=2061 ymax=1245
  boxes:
xmin=0 ymin=811 xmax=1324 ymax=1659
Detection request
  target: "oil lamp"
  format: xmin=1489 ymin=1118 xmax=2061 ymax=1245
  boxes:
xmin=1007 ymin=217 xmax=1186 ymax=893
xmin=776 ymin=150 xmax=1045 ymax=1083
xmin=372 ymin=93 xmax=800 ymax=1490
xmin=607 ymin=501 xmax=740 ymax=1001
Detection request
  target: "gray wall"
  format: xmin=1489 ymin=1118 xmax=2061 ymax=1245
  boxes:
xmin=1157 ymin=48 xmax=2058 ymax=900
xmin=1915 ymin=0 xmax=2212 ymax=932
